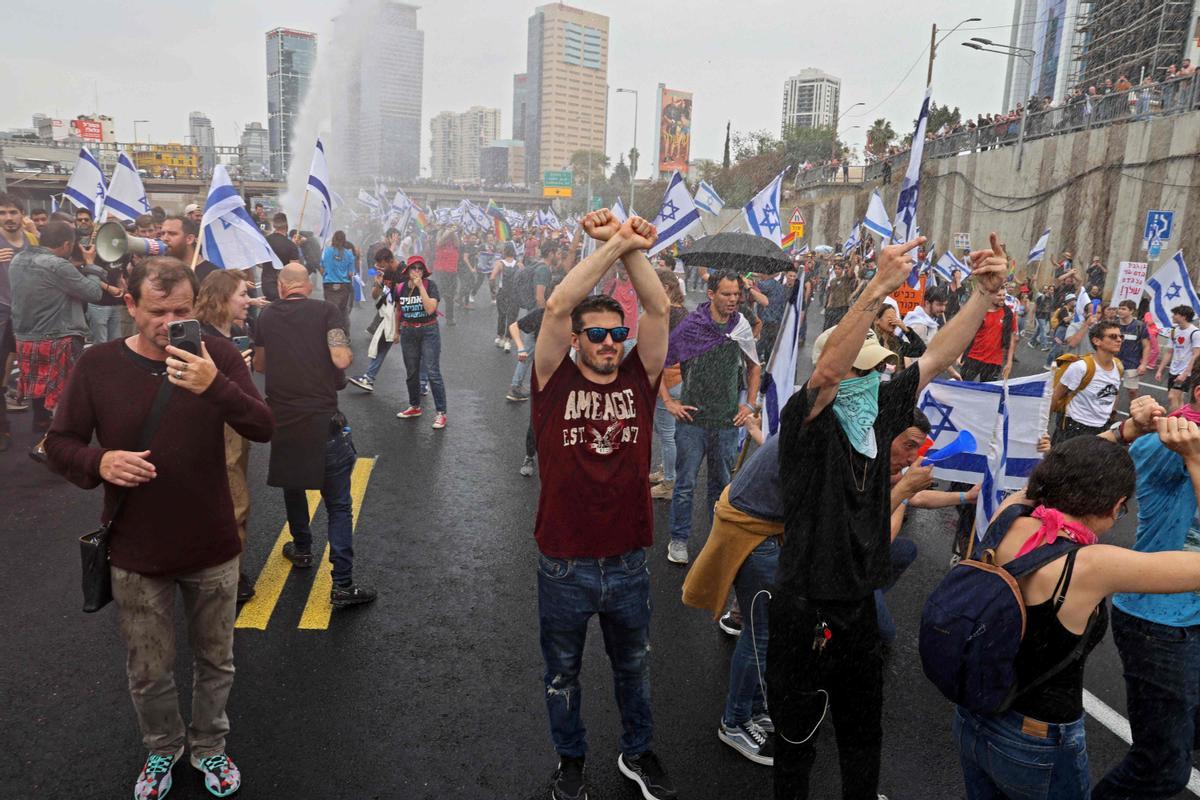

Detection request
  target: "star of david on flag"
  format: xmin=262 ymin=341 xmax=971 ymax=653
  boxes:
xmin=1145 ymin=250 xmax=1199 ymax=330
xmin=743 ymin=170 xmax=785 ymax=247
xmin=104 ymin=151 xmax=152 ymax=223
xmin=64 ymin=147 xmax=106 ymax=219
xmin=648 ymin=170 xmax=701 ymax=257
xmin=892 ymin=88 xmax=931 ymax=245
xmin=200 ymin=165 xmax=283 ymax=271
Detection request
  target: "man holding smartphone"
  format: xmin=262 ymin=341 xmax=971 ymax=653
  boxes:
xmin=45 ymin=255 xmax=274 ymax=800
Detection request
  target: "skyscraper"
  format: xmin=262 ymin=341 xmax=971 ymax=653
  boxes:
xmin=522 ymin=4 xmax=608 ymax=188
xmin=189 ymin=111 xmax=216 ymax=176
xmin=332 ymin=1 xmax=424 ymax=187
xmin=240 ymin=122 xmax=270 ymax=178
xmin=1001 ymin=0 xmax=1086 ymax=111
xmin=781 ymin=69 xmax=841 ymax=135
xmin=512 ymin=73 xmax=529 ymax=141
xmin=266 ymin=27 xmax=316 ymax=179
xmin=429 ymin=107 xmax=502 ymax=183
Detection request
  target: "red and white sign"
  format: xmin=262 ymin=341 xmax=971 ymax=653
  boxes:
xmin=49 ymin=118 xmax=68 ymax=141
xmin=72 ymin=119 xmax=103 ymax=142
xmin=1110 ymin=261 xmax=1148 ymax=306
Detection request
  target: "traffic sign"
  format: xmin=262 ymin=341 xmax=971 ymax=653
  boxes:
xmin=543 ymin=186 xmax=573 ymax=198
xmin=953 ymin=232 xmax=971 ymax=251
xmin=590 ymin=196 xmax=603 ymax=210
xmin=543 ymin=170 xmax=573 ymax=188
xmin=1144 ymin=209 xmax=1174 ymax=244
xmin=789 ymin=207 xmax=805 ymax=239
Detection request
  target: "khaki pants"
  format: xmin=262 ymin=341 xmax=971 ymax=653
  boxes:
xmin=112 ymin=556 xmax=238 ymax=757
xmin=224 ymin=424 xmax=251 ymax=565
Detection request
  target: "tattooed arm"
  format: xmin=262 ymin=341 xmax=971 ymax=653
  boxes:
xmin=327 ymin=327 xmax=353 ymax=370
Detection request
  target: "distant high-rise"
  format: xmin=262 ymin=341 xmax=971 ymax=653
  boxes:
xmin=1001 ymin=0 xmax=1086 ymax=111
xmin=240 ymin=122 xmax=270 ymax=178
xmin=523 ymin=3 xmax=608 ymax=188
xmin=430 ymin=107 xmax=502 ymax=183
xmin=189 ymin=111 xmax=216 ymax=175
xmin=781 ymin=69 xmax=841 ymax=134
xmin=332 ymin=1 xmax=424 ymax=186
xmin=266 ymin=27 xmax=316 ymax=179
xmin=512 ymin=73 xmax=529 ymax=141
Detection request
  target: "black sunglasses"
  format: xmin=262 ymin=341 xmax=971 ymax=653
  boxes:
xmin=575 ymin=326 xmax=630 ymax=344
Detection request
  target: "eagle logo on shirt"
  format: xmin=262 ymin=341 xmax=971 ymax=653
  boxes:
xmin=588 ymin=421 xmax=625 ymax=456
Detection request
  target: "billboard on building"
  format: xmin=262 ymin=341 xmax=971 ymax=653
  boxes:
xmin=50 ymin=119 xmax=68 ymax=141
xmin=656 ymin=87 xmax=693 ymax=176
xmin=72 ymin=119 xmax=103 ymax=141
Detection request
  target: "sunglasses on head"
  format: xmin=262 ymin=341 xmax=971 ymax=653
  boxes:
xmin=575 ymin=326 xmax=630 ymax=344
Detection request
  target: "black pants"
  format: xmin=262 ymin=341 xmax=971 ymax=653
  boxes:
xmin=824 ymin=306 xmax=849 ymax=330
xmin=768 ymin=592 xmax=882 ymax=800
xmin=960 ymin=357 xmax=1003 ymax=383
xmin=496 ymin=290 xmax=518 ymax=337
xmin=439 ymin=272 xmax=458 ymax=324
xmin=1051 ymin=414 xmax=1106 ymax=446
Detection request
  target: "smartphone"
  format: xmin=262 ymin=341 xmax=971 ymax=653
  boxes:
xmin=231 ymin=335 xmax=251 ymax=352
xmin=168 ymin=319 xmax=203 ymax=356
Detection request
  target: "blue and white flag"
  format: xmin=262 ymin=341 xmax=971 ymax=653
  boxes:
xmin=892 ymin=88 xmax=931 ymax=245
xmin=863 ymin=190 xmax=893 ymax=240
xmin=933 ymin=250 xmax=968 ymax=283
xmin=304 ymin=138 xmax=334 ymax=244
xmin=1145 ymin=250 xmax=1200 ymax=330
xmin=64 ymin=147 xmax=106 ymax=218
xmin=1028 ymin=227 xmax=1051 ymax=262
xmin=49 ymin=195 xmax=59 ymax=214
xmin=352 ymin=273 xmax=366 ymax=303
xmin=762 ymin=278 xmax=804 ymax=437
xmin=357 ymin=188 xmax=382 ymax=215
xmin=841 ymin=221 xmax=862 ymax=256
xmin=649 ymin=170 xmax=702 ymax=256
xmin=694 ymin=180 xmax=725 ymax=216
xmin=200 ymin=165 xmax=283 ymax=271
xmin=104 ymin=151 xmax=151 ymax=223
xmin=542 ymin=206 xmax=562 ymax=230
xmin=1073 ymin=288 xmax=1092 ymax=324
xmin=743 ymin=171 xmax=785 ymax=247
xmin=612 ymin=197 xmax=629 ymax=223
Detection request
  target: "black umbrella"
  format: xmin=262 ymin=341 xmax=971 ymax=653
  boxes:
xmin=677 ymin=232 xmax=793 ymax=274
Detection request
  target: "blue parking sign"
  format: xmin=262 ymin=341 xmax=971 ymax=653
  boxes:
xmin=1144 ymin=210 xmax=1174 ymax=244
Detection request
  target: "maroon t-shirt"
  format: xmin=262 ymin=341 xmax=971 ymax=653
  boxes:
xmin=531 ymin=347 xmax=660 ymax=558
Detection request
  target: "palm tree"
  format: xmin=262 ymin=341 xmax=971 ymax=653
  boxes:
xmin=866 ymin=118 xmax=897 ymax=159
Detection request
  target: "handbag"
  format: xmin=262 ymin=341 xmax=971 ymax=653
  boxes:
xmin=79 ymin=377 xmax=174 ymax=613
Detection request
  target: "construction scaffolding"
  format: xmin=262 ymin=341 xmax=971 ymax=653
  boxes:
xmin=1072 ymin=0 xmax=1194 ymax=88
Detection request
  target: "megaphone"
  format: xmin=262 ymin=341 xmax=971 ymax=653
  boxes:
xmin=95 ymin=221 xmax=169 ymax=264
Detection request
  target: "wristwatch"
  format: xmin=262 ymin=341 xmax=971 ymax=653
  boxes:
xmin=1110 ymin=419 xmax=1130 ymax=445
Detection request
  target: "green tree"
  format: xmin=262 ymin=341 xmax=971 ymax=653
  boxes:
xmin=628 ymin=147 xmax=640 ymax=179
xmin=865 ymin=118 xmax=897 ymax=158
xmin=926 ymin=102 xmax=961 ymax=133
xmin=610 ymin=154 xmax=631 ymax=199
xmin=569 ymin=150 xmax=609 ymax=185
xmin=781 ymin=126 xmax=840 ymax=164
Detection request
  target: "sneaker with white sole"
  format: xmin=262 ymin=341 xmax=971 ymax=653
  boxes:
xmin=397 ymin=406 xmax=422 ymax=419
xmin=432 ymin=412 xmax=447 ymax=429
xmin=506 ymin=386 xmax=530 ymax=401
xmin=133 ymin=745 xmax=184 ymax=800
xmin=503 ymin=340 xmax=512 ymax=353
xmin=719 ymin=719 xmax=774 ymax=765
xmin=190 ymin=752 xmax=241 ymax=798
xmin=719 ymin=610 xmax=742 ymax=636
xmin=617 ymin=751 xmax=677 ymax=800
xmin=649 ymin=481 xmax=674 ymax=500
xmin=494 ymin=336 xmax=503 ymax=348
xmin=519 ymin=455 xmax=535 ymax=477
xmin=348 ymin=375 xmax=374 ymax=392
xmin=666 ymin=539 xmax=688 ymax=564
xmin=751 ymin=712 xmax=774 ymax=733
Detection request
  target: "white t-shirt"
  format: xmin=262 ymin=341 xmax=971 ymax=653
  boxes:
xmin=1062 ymin=357 xmax=1122 ymax=426
xmin=1065 ymin=321 xmax=1093 ymax=355
xmin=1167 ymin=325 xmax=1200 ymax=376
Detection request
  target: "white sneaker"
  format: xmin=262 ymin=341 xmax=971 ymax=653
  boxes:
xmin=503 ymin=340 xmax=512 ymax=353
xmin=494 ymin=336 xmax=502 ymax=347
xmin=718 ymin=720 xmax=774 ymax=766
xmin=667 ymin=539 xmax=689 ymax=564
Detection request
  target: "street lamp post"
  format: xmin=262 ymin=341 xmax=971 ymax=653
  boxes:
xmin=832 ymin=101 xmax=865 ymax=161
xmin=927 ymin=17 xmax=983 ymax=86
xmin=962 ymin=40 xmax=1036 ymax=170
xmin=616 ymin=87 xmax=639 ymax=210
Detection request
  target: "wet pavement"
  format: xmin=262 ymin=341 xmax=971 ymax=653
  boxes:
xmin=2 ymin=291 xmax=1196 ymax=799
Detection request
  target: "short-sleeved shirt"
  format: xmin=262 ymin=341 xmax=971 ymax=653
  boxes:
xmin=1168 ymin=325 xmax=1200 ymax=375
xmin=777 ymin=365 xmax=922 ymax=600
xmin=1061 ymin=357 xmax=1121 ymax=426
xmin=966 ymin=306 xmax=1018 ymax=365
xmin=1114 ymin=434 xmax=1200 ymax=626
xmin=825 ymin=276 xmax=855 ymax=308
xmin=1116 ymin=319 xmax=1148 ymax=370
xmin=531 ymin=347 xmax=661 ymax=558
xmin=757 ymin=278 xmax=788 ymax=324
xmin=320 ymin=247 xmax=355 ymax=284
xmin=517 ymin=307 xmax=545 ymax=337
xmin=395 ymin=278 xmax=440 ymax=326
xmin=1064 ymin=321 xmax=1093 ymax=356
xmin=253 ymin=297 xmax=344 ymax=428
xmin=728 ymin=434 xmax=783 ymax=521
xmin=680 ymin=338 xmax=743 ymax=430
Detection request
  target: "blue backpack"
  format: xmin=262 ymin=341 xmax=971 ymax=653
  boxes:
xmin=919 ymin=504 xmax=1090 ymax=715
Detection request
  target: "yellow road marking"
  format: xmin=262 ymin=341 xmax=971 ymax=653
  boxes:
xmin=235 ymin=490 xmax=321 ymax=630
xmin=298 ymin=457 xmax=376 ymax=630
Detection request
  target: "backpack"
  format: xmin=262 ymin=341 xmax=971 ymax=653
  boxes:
xmin=1050 ymin=354 xmax=1096 ymax=414
xmin=919 ymin=504 xmax=1095 ymax=715
xmin=513 ymin=263 xmax=538 ymax=309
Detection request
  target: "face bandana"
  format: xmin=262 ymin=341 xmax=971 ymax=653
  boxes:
xmin=831 ymin=371 xmax=881 ymax=458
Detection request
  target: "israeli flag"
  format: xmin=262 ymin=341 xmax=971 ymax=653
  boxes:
xmin=1028 ymin=227 xmax=1051 ymax=262
xmin=694 ymin=180 xmax=725 ymax=216
xmin=743 ymin=171 xmax=785 ymax=247
xmin=304 ymin=138 xmax=334 ymax=244
xmin=1145 ymin=250 xmax=1200 ymax=330
xmin=933 ymin=250 xmax=968 ymax=283
xmin=917 ymin=373 xmax=1051 ymax=536
xmin=200 ymin=165 xmax=283 ymax=271
xmin=649 ymin=171 xmax=702 ymax=256
xmin=64 ymin=147 xmax=106 ymax=218
xmin=1073 ymin=288 xmax=1092 ymax=324
xmin=357 ymin=188 xmax=382 ymax=215
xmin=352 ymin=273 xmax=366 ymax=303
xmin=841 ymin=221 xmax=862 ymax=256
xmin=390 ymin=189 xmax=411 ymax=216
xmin=103 ymin=151 xmax=151 ymax=223
xmin=762 ymin=278 xmax=804 ymax=437
xmin=863 ymin=190 xmax=893 ymax=240
xmin=612 ymin=197 xmax=629 ymax=223
xmin=893 ymin=88 xmax=931 ymax=244
xmin=543 ymin=206 xmax=562 ymax=231
xmin=50 ymin=195 xmax=59 ymax=214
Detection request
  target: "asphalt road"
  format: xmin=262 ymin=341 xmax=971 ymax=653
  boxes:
xmin=1 ymin=292 xmax=1196 ymax=800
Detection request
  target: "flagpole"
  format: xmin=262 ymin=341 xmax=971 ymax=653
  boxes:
xmin=295 ymin=189 xmax=311 ymax=241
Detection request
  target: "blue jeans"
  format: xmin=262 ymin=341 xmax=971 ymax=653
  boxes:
xmin=954 ymin=707 xmax=1089 ymax=800
xmin=283 ymin=429 xmax=356 ymax=585
xmin=875 ymin=537 xmax=918 ymax=645
xmin=400 ymin=325 xmax=446 ymax=412
xmin=669 ymin=423 xmax=740 ymax=543
xmin=653 ymin=384 xmax=682 ymax=482
xmin=537 ymin=548 xmax=654 ymax=758
xmin=1031 ymin=317 xmax=1049 ymax=349
xmin=723 ymin=537 xmax=779 ymax=727
xmin=365 ymin=338 xmax=392 ymax=381
xmin=510 ymin=333 xmax=535 ymax=389
xmin=1092 ymin=607 xmax=1200 ymax=799
xmin=88 ymin=304 xmax=122 ymax=344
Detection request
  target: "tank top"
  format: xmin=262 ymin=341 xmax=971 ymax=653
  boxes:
xmin=1010 ymin=548 xmax=1109 ymax=723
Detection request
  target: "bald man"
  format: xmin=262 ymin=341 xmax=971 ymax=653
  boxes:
xmin=253 ymin=261 xmax=376 ymax=605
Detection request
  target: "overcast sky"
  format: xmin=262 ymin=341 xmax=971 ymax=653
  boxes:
xmin=5 ymin=0 xmax=1012 ymax=174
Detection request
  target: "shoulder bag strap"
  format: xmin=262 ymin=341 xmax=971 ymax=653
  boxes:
xmin=107 ymin=378 xmax=175 ymax=527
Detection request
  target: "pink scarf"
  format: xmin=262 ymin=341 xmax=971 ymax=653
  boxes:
xmin=1013 ymin=505 xmax=1097 ymax=558
xmin=1171 ymin=405 xmax=1200 ymax=424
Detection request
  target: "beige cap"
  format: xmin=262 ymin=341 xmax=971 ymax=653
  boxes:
xmin=811 ymin=326 xmax=898 ymax=371
xmin=184 ymin=203 xmax=200 ymax=214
